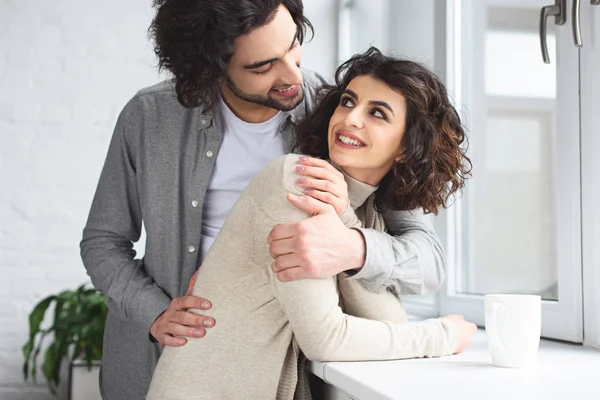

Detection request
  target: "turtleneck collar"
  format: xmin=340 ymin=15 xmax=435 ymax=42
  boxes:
xmin=330 ymin=161 xmax=378 ymax=209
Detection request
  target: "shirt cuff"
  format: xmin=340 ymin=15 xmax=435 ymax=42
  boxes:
xmin=127 ymin=286 xmax=171 ymax=342
xmin=343 ymin=227 xmax=394 ymax=293
xmin=439 ymin=317 xmax=460 ymax=356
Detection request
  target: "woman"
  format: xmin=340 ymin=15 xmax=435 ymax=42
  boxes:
xmin=147 ymin=47 xmax=474 ymax=400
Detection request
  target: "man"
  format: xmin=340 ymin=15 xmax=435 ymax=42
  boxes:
xmin=80 ymin=1 xmax=457 ymax=398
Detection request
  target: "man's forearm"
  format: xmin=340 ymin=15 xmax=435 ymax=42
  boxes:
xmin=81 ymin=229 xmax=172 ymax=334
xmin=346 ymin=210 xmax=446 ymax=295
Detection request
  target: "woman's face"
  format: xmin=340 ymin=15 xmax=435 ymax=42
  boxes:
xmin=327 ymin=75 xmax=407 ymax=186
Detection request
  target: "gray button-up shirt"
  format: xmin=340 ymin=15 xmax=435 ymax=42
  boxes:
xmin=80 ymin=69 xmax=446 ymax=400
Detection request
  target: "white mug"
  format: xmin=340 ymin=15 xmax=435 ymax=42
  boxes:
xmin=484 ymin=294 xmax=541 ymax=368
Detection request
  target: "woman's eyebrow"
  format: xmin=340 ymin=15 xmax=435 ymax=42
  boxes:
xmin=343 ymin=89 xmax=358 ymax=99
xmin=370 ymin=100 xmax=394 ymax=116
xmin=343 ymin=89 xmax=395 ymax=116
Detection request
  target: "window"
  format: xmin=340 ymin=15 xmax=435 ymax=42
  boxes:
xmin=339 ymin=0 xmax=600 ymax=345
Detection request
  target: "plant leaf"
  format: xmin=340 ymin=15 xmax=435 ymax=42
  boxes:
xmin=29 ymin=329 xmax=51 ymax=383
xmin=42 ymin=341 xmax=58 ymax=395
xmin=22 ymin=282 xmax=108 ymax=394
xmin=25 ymin=296 xmax=55 ymax=349
xmin=23 ymin=294 xmax=56 ymax=383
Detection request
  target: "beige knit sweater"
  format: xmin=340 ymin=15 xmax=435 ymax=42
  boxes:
xmin=146 ymin=154 xmax=459 ymax=400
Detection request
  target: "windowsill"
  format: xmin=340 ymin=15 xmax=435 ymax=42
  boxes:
xmin=307 ymin=328 xmax=600 ymax=400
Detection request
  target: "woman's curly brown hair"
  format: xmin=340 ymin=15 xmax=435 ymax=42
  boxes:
xmin=149 ymin=0 xmax=313 ymax=110
xmin=294 ymin=47 xmax=472 ymax=215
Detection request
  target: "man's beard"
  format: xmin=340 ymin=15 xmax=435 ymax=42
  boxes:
xmin=225 ymin=76 xmax=304 ymax=111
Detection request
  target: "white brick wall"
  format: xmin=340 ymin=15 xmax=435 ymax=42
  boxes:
xmin=0 ymin=1 xmax=160 ymax=398
xmin=0 ymin=1 xmax=335 ymax=399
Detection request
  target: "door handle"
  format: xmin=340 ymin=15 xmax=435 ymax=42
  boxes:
xmin=572 ymin=0 xmax=582 ymax=47
xmin=540 ymin=0 xmax=566 ymax=64
xmin=574 ymin=0 xmax=600 ymax=48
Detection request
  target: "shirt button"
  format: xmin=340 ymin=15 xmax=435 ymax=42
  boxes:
xmin=188 ymin=245 xmax=196 ymax=253
xmin=206 ymin=150 xmax=214 ymax=158
xmin=192 ymin=200 xmax=199 ymax=208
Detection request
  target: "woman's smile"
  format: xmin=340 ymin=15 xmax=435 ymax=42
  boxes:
xmin=335 ymin=130 xmax=367 ymax=149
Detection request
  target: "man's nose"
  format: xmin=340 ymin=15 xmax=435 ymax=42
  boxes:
xmin=279 ymin=55 xmax=303 ymax=86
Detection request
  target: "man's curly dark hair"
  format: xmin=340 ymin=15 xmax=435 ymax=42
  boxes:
xmin=149 ymin=0 xmax=313 ymax=110
xmin=294 ymin=47 xmax=472 ymax=215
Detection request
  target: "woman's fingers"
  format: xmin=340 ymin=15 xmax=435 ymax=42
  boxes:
xmin=298 ymin=156 xmax=342 ymax=176
xmin=296 ymin=177 xmax=342 ymax=198
xmin=295 ymin=164 xmax=343 ymax=185
xmin=301 ymin=189 xmax=343 ymax=213
xmin=287 ymin=193 xmax=336 ymax=216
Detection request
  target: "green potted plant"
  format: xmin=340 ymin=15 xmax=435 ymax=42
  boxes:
xmin=22 ymin=284 xmax=107 ymax=396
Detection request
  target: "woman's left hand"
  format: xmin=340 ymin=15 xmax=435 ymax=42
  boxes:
xmin=294 ymin=156 xmax=349 ymax=216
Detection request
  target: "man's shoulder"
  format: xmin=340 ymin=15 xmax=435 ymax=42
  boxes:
xmin=301 ymin=68 xmax=329 ymax=92
xmin=117 ymin=79 xmax=205 ymax=126
xmin=134 ymin=79 xmax=176 ymax=98
xmin=291 ymin=69 xmax=330 ymax=123
xmin=129 ymin=79 xmax=182 ymax=110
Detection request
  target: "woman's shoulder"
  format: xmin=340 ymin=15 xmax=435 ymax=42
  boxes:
xmin=245 ymin=154 xmax=304 ymax=200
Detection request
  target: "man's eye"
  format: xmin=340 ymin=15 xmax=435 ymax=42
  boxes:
xmin=254 ymin=65 xmax=273 ymax=75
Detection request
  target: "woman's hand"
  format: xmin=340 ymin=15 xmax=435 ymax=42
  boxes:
xmin=444 ymin=314 xmax=478 ymax=354
xmin=294 ymin=156 xmax=349 ymax=216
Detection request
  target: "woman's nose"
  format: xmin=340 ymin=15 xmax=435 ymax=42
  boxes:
xmin=344 ymin=107 xmax=364 ymax=129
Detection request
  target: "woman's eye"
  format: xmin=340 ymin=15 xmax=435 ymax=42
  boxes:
xmin=372 ymin=109 xmax=386 ymax=120
xmin=340 ymin=97 xmax=354 ymax=107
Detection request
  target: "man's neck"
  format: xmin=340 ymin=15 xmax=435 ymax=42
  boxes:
xmin=219 ymin=86 xmax=279 ymax=123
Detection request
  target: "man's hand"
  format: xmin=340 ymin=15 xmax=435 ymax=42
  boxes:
xmin=294 ymin=156 xmax=349 ymax=216
xmin=150 ymin=269 xmax=215 ymax=347
xmin=267 ymin=194 xmax=366 ymax=282
xmin=444 ymin=314 xmax=477 ymax=354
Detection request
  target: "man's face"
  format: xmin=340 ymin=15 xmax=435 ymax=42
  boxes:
xmin=225 ymin=4 xmax=304 ymax=111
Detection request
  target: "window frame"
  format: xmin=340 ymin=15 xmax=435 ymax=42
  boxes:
xmin=580 ymin=3 xmax=600 ymax=349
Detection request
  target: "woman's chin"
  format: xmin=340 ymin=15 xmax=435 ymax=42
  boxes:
xmin=329 ymin=152 xmax=347 ymax=166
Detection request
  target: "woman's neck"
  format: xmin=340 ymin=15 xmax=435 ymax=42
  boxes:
xmin=340 ymin=166 xmax=386 ymax=187
xmin=330 ymin=162 xmax=380 ymax=209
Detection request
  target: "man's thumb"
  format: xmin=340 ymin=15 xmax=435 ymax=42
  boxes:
xmin=186 ymin=269 xmax=199 ymax=295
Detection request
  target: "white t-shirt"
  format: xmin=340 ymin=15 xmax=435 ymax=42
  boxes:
xmin=199 ymin=98 xmax=287 ymax=262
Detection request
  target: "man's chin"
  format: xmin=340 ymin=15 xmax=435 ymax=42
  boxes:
xmin=268 ymin=88 xmax=305 ymax=111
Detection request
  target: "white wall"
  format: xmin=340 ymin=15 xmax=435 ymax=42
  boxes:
xmin=0 ymin=1 xmax=336 ymax=399
xmin=302 ymin=0 xmax=338 ymax=80
xmin=0 ymin=1 xmax=159 ymax=398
